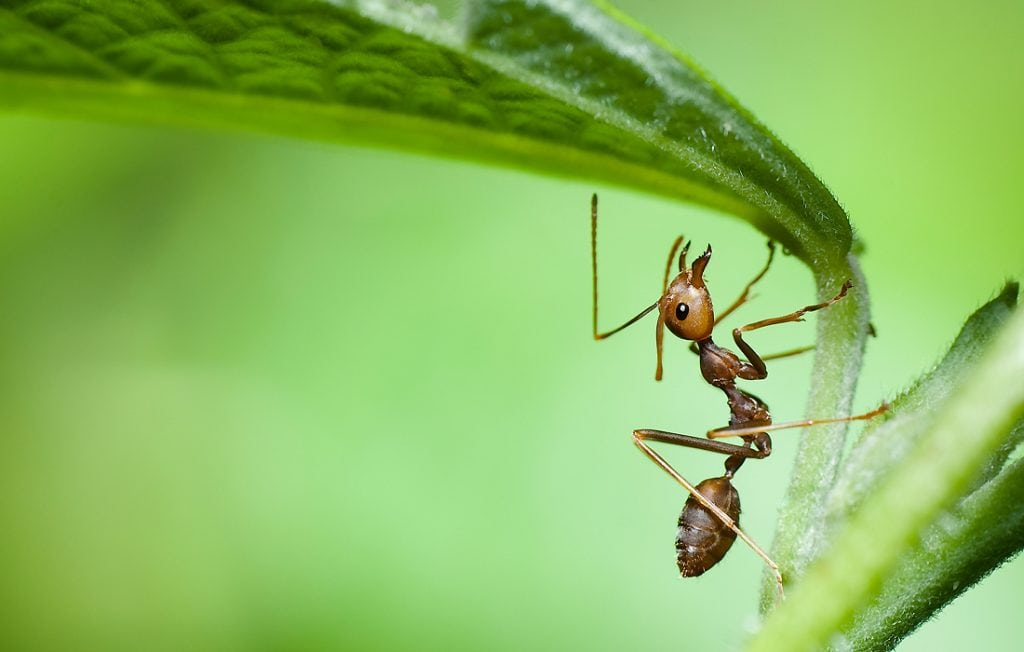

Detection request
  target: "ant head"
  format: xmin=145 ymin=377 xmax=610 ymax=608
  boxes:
xmin=659 ymin=243 xmax=714 ymax=342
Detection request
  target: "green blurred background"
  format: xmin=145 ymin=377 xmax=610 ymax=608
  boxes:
xmin=1 ymin=0 xmax=1022 ymax=649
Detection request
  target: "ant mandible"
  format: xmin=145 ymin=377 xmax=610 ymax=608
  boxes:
xmin=590 ymin=194 xmax=887 ymax=600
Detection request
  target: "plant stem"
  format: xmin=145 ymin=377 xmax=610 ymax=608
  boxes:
xmin=759 ymin=255 xmax=870 ymax=611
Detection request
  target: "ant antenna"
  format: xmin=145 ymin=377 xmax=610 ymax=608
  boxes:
xmin=591 ymin=194 xmax=658 ymax=341
xmin=663 ymin=236 xmax=686 ymax=292
xmin=656 ymin=235 xmax=688 ymax=382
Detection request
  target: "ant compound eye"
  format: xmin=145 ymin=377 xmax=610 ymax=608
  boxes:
xmin=675 ymin=302 xmax=689 ymax=321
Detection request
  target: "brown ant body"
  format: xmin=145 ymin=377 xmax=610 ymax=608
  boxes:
xmin=590 ymin=195 xmax=886 ymax=598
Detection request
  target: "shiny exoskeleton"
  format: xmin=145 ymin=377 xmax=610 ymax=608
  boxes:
xmin=676 ymin=476 xmax=740 ymax=577
xmin=590 ymin=194 xmax=887 ymax=597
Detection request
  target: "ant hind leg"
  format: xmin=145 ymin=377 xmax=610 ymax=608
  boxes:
xmin=632 ymin=429 xmax=785 ymax=602
xmin=706 ymin=403 xmax=890 ymax=440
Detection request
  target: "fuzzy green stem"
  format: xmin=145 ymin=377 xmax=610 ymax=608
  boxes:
xmin=759 ymin=255 xmax=870 ymax=611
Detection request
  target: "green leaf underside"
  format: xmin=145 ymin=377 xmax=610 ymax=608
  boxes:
xmin=0 ymin=0 xmax=851 ymax=268
xmin=748 ymin=294 xmax=1024 ymax=652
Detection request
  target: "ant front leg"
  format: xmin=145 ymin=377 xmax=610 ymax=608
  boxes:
xmin=632 ymin=429 xmax=785 ymax=601
xmin=714 ymin=240 xmax=776 ymax=326
xmin=686 ymin=242 xmax=813 ymax=362
xmin=688 ymin=341 xmax=815 ymax=362
xmin=685 ymin=243 xmax=776 ymax=358
xmin=732 ymin=280 xmax=852 ymax=378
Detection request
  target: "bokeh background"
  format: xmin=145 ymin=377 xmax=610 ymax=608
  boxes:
xmin=2 ymin=0 xmax=1022 ymax=649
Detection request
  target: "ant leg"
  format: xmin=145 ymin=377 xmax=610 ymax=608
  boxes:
xmin=689 ymin=342 xmax=814 ymax=360
xmin=714 ymin=240 xmax=776 ymax=326
xmin=761 ymin=344 xmax=815 ymax=361
xmin=634 ymin=429 xmax=770 ymax=459
xmin=706 ymin=402 xmax=889 ymax=440
xmin=632 ymin=430 xmax=785 ymax=601
xmin=732 ymin=280 xmax=852 ymax=378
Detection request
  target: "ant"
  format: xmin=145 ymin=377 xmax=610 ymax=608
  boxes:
xmin=590 ymin=194 xmax=887 ymax=599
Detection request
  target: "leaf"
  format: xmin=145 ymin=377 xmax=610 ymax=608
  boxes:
xmin=838 ymin=454 xmax=1024 ymax=651
xmin=0 ymin=0 xmax=852 ymax=268
xmin=1 ymin=0 xmax=870 ymax=624
xmin=820 ymin=284 xmax=1024 ymax=650
xmin=0 ymin=0 xmax=871 ymax=595
xmin=828 ymin=283 xmax=1021 ymax=524
xmin=747 ymin=294 xmax=1024 ymax=652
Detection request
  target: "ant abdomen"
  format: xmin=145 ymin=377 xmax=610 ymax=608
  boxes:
xmin=675 ymin=476 xmax=740 ymax=577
